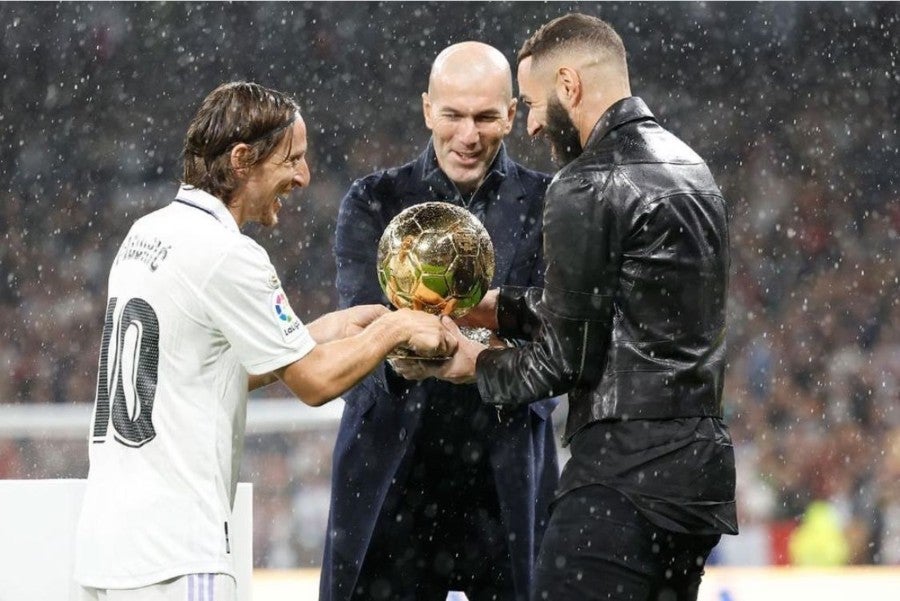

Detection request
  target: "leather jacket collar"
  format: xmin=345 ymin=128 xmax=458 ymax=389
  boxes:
xmin=584 ymin=96 xmax=656 ymax=150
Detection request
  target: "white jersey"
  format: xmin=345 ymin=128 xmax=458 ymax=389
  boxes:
xmin=75 ymin=186 xmax=316 ymax=588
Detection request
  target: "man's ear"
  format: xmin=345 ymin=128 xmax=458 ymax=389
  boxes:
xmin=230 ymin=143 xmax=251 ymax=173
xmin=503 ymin=98 xmax=517 ymax=135
xmin=555 ymin=66 xmax=582 ymax=110
xmin=422 ymin=92 xmax=435 ymax=130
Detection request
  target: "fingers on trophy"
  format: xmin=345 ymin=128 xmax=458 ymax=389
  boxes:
xmin=377 ymin=201 xmax=495 ymax=362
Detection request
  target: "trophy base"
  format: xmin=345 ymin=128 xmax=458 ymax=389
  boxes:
xmin=386 ymin=347 xmax=452 ymax=361
xmin=458 ymin=326 xmax=492 ymax=346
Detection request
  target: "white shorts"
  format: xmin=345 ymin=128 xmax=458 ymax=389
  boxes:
xmin=79 ymin=573 xmax=236 ymax=601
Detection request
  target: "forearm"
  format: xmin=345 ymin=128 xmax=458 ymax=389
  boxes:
xmin=305 ymin=311 xmax=346 ymax=343
xmin=496 ymin=286 xmax=544 ymax=340
xmin=248 ymin=372 xmax=278 ymax=391
xmin=476 ymin=309 xmax=585 ymax=406
xmin=478 ymin=310 xmax=613 ymax=406
xmin=278 ymin=316 xmax=404 ymax=406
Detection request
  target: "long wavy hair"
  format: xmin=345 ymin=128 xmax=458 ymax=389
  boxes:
xmin=182 ymin=82 xmax=299 ymax=205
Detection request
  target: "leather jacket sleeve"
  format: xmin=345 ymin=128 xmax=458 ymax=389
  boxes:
xmin=477 ymin=175 xmax=619 ymax=405
xmin=495 ymin=285 xmax=542 ymax=340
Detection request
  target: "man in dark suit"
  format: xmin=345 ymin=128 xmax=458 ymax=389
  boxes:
xmin=322 ymin=41 xmax=558 ymax=601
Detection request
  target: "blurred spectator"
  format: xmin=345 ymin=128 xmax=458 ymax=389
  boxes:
xmin=874 ymin=426 xmax=900 ymax=564
xmin=788 ymin=501 xmax=850 ymax=567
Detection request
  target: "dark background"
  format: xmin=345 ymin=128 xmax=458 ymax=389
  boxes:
xmin=1 ymin=2 xmax=897 ymax=567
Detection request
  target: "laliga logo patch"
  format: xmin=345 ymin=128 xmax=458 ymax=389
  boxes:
xmin=272 ymin=291 xmax=301 ymax=339
xmin=274 ymin=292 xmax=293 ymax=322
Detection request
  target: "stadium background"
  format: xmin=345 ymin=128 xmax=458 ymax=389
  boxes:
xmin=0 ymin=0 xmax=897 ymax=575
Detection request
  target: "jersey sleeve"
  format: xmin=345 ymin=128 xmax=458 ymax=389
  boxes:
xmin=201 ymin=238 xmax=316 ymax=375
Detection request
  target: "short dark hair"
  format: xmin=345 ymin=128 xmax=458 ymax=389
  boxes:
xmin=518 ymin=13 xmax=626 ymax=69
xmin=182 ymin=82 xmax=299 ymax=204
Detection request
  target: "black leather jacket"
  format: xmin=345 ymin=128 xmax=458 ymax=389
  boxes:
xmin=476 ymin=97 xmax=730 ymax=443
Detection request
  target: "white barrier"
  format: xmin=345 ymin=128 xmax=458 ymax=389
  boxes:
xmin=0 ymin=399 xmax=346 ymax=439
xmin=0 ymin=480 xmax=253 ymax=601
xmin=698 ymin=566 xmax=900 ymax=599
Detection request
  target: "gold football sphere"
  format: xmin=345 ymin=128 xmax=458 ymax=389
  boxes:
xmin=377 ymin=202 xmax=495 ymax=318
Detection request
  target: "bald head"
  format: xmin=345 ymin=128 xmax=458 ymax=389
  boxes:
xmin=428 ymin=41 xmax=513 ymax=102
xmin=421 ymin=41 xmax=517 ymax=194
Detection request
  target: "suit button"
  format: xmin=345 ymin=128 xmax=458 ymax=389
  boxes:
xmin=399 ymin=428 xmax=407 ymax=441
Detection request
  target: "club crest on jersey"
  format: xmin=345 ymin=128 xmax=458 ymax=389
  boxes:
xmin=266 ymin=270 xmax=281 ymax=290
xmin=272 ymin=291 xmax=301 ymax=339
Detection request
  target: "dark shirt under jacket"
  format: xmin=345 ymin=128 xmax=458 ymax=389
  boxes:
xmin=562 ymin=417 xmax=736 ymax=534
xmin=476 ymin=97 xmax=738 ymax=535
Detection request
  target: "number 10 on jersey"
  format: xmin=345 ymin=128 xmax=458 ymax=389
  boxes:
xmin=91 ymin=296 xmax=160 ymax=448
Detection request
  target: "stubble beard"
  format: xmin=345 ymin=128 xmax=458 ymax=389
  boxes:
xmin=545 ymin=97 xmax=583 ymax=167
xmin=260 ymin=199 xmax=280 ymax=228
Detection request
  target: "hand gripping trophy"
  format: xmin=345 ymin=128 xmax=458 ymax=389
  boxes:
xmin=377 ymin=201 xmax=495 ymax=358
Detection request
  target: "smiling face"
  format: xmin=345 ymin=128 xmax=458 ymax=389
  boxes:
xmin=423 ymin=45 xmax=516 ymax=195
xmin=517 ymin=56 xmax=582 ymax=166
xmin=231 ymin=117 xmax=310 ymax=228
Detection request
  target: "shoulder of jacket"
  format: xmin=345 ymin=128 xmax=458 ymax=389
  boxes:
xmin=550 ymin=158 xmax=615 ymax=191
xmin=353 ymin=157 xmax=419 ymax=194
xmin=508 ymin=160 xmax=552 ymax=189
xmin=610 ymin=120 xmax=705 ymax=166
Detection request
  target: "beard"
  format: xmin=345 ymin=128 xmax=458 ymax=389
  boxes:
xmin=545 ymin=96 xmax=583 ymax=166
xmin=258 ymin=197 xmax=282 ymax=228
xmin=261 ymin=212 xmax=278 ymax=228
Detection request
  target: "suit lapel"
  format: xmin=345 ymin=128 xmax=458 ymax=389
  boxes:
xmin=483 ymin=166 xmax=528 ymax=286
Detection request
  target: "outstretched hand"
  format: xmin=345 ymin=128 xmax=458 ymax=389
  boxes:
xmin=391 ymin=316 xmax=485 ymax=384
xmin=399 ymin=309 xmax=458 ymax=358
xmin=306 ymin=305 xmax=390 ymax=344
xmin=342 ymin=304 xmax=390 ymax=338
xmin=308 ymin=304 xmax=391 ymax=344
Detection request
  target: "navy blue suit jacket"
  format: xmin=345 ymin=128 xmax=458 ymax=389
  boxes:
xmin=322 ymin=142 xmax=558 ymax=601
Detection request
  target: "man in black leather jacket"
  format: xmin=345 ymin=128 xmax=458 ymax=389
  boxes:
xmin=417 ymin=13 xmax=738 ymax=601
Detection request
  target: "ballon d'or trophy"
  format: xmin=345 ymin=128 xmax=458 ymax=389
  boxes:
xmin=377 ymin=202 xmax=495 ymax=360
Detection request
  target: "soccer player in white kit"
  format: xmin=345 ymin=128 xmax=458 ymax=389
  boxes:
xmin=74 ymin=82 xmax=455 ymax=601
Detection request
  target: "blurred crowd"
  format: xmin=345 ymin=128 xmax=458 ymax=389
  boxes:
xmin=1 ymin=2 xmax=897 ymax=568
